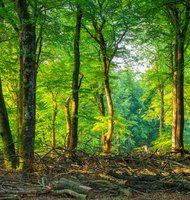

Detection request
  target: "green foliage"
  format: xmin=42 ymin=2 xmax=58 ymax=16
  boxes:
xmin=112 ymin=69 xmax=156 ymax=151
xmin=152 ymin=132 xmax=171 ymax=152
xmin=2 ymin=0 xmax=190 ymax=157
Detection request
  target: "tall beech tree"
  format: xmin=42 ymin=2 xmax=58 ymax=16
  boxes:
xmin=15 ymin=0 xmax=37 ymax=171
xmin=164 ymin=1 xmax=190 ymax=156
xmin=0 ymin=78 xmax=18 ymax=169
xmin=83 ymin=0 xmax=128 ymax=154
xmin=140 ymin=0 xmax=190 ymax=155
xmin=66 ymin=4 xmax=83 ymax=152
xmin=0 ymin=0 xmax=44 ymax=170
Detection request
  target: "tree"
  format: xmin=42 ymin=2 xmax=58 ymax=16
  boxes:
xmin=138 ymin=0 xmax=190 ymax=155
xmin=83 ymin=0 xmax=128 ymax=154
xmin=0 ymin=78 xmax=18 ymax=169
xmin=50 ymin=90 xmax=58 ymax=148
xmin=163 ymin=1 xmax=190 ymax=156
xmin=15 ymin=0 xmax=37 ymax=171
xmin=66 ymin=4 xmax=83 ymax=152
xmin=113 ymin=69 xmax=156 ymax=151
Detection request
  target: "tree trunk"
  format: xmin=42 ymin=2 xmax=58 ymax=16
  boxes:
xmin=51 ymin=92 xmax=57 ymax=148
xmin=67 ymin=5 xmax=82 ymax=151
xmin=166 ymin=3 xmax=190 ymax=157
xmin=94 ymin=86 xmax=105 ymax=116
xmin=16 ymin=0 xmax=36 ymax=171
xmin=102 ymin=73 xmax=114 ymax=154
xmin=159 ymin=83 xmax=164 ymax=136
xmin=0 ymin=78 xmax=18 ymax=170
xmin=17 ymin=40 xmax=24 ymax=155
xmin=98 ymin=30 xmax=114 ymax=154
xmin=156 ymin=57 xmax=165 ymax=137
xmin=172 ymin=36 xmax=185 ymax=156
xmin=64 ymin=97 xmax=71 ymax=150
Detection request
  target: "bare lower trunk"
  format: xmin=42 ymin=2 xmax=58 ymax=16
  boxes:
xmin=16 ymin=0 xmax=36 ymax=171
xmin=101 ymin=74 xmax=114 ymax=154
xmin=64 ymin=97 xmax=71 ymax=150
xmin=17 ymin=40 xmax=24 ymax=156
xmin=172 ymin=70 xmax=178 ymax=151
xmin=67 ymin=5 xmax=82 ymax=152
xmin=159 ymin=83 xmax=164 ymax=136
xmin=51 ymin=94 xmax=57 ymax=148
xmin=172 ymin=37 xmax=184 ymax=157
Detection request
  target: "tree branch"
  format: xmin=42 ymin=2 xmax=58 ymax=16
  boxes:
xmin=78 ymin=73 xmax=84 ymax=89
xmin=82 ymin=23 xmax=100 ymax=43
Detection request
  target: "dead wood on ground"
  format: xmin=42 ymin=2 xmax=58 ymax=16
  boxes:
xmin=1 ymin=148 xmax=190 ymax=199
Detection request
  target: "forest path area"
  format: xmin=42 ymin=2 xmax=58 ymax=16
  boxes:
xmin=1 ymin=149 xmax=190 ymax=200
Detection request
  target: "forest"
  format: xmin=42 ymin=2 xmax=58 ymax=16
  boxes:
xmin=1 ymin=0 xmax=190 ymax=199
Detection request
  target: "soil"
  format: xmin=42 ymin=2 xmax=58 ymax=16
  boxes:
xmin=1 ymin=148 xmax=190 ymax=199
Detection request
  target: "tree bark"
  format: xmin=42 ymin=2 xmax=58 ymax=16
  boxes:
xmin=166 ymin=3 xmax=190 ymax=156
xmin=17 ymin=40 xmax=24 ymax=155
xmin=94 ymin=86 xmax=105 ymax=116
xmin=15 ymin=0 xmax=36 ymax=171
xmin=0 ymin=78 xmax=18 ymax=169
xmin=86 ymin=23 xmax=114 ymax=154
xmin=102 ymin=72 xmax=114 ymax=154
xmin=51 ymin=92 xmax=57 ymax=148
xmin=159 ymin=83 xmax=164 ymax=136
xmin=64 ymin=96 xmax=71 ymax=150
xmin=67 ymin=5 xmax=82 ymax=151
xmin=98 ymin=32 xmax=114 ymax=154
xmin=172 ymin=35 xmax=185 ymax=156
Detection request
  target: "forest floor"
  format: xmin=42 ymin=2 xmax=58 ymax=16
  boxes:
xmin=1 ymin=148 xmax=190 ymax=200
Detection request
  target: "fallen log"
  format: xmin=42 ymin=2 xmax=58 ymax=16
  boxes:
xmin=52 ymin=177 xmax=93 ymax=199
xmin=52 ymin=189 xmax=87 ymax=200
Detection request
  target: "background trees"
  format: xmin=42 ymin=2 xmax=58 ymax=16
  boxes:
xmin=82 ymin=0 xmax=131 ymax=154
xmin=1 ymin=0 xmax=190 ymax=171
xmin=164 ymin=1 xmax=190 ymax=156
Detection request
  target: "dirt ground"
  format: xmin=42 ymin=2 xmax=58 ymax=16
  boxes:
xmin=1 ymin=148 xmax=190 ymax=199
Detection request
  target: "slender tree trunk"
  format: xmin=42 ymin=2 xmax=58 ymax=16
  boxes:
xmin=159 ymin=83 xmax=164 ymax=136
xmin=98 ymin=31 xmax=114 ymax=154
xmin=16 ymin=0 xmax=36 ymax=171
xmin=102 ymin=72 xmax=114 ymax=154
xmin=116 ymin=130 xmax=121 ymax=154
xmin=64 ymin=97 xmax=71 ymax=150
xmin=17 ymin=40 xmax=23 ymax=155
xmin=155 ymin=55 xmax=164 ymax=136
xmin=93 ymin=85 xmax=106 ymax=153
xmin=51 ymin=92 xmax=57 ymax=148
xmin=67 ymin=5 xmax=82 ymax=151
xmin=0 ymin=78 xmax=18 ymax=170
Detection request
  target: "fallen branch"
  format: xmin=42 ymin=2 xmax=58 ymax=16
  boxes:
xmin=52 ymin=177 xmax=93 ymax=199
xmin=0 ymin=195 xmax=19 ymax=200
xmin=52 ymin=189 xmax=87 ymax=200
